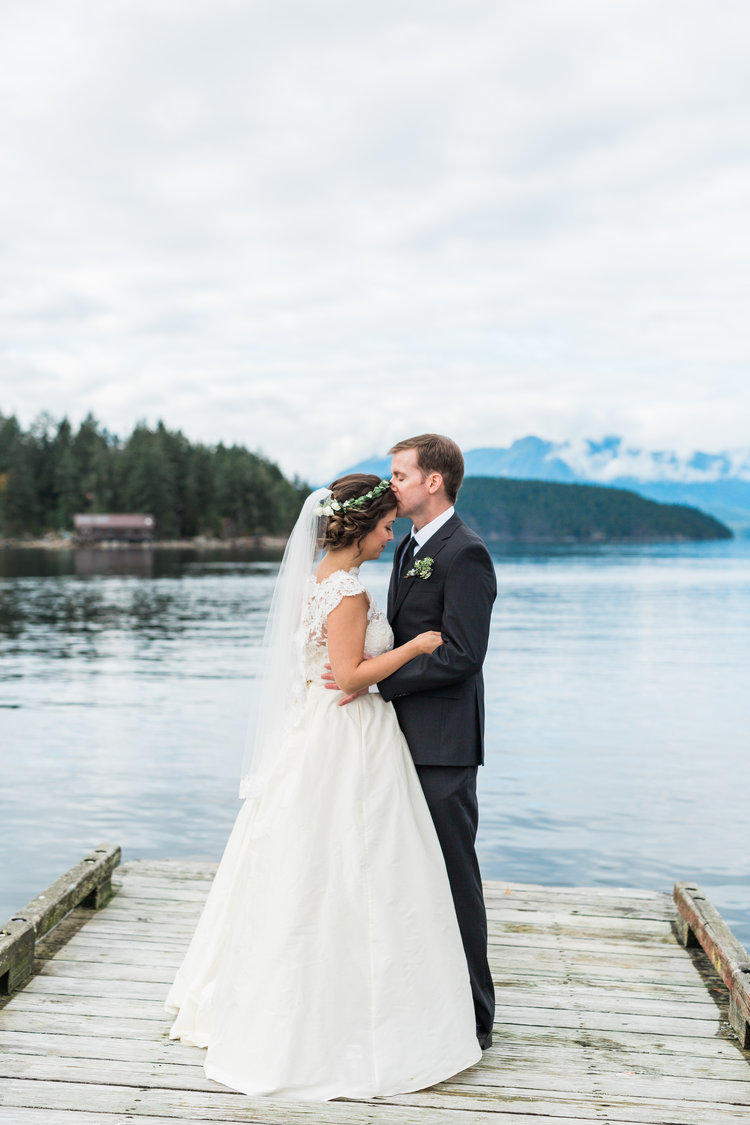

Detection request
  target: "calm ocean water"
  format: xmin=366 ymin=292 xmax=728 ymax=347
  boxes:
xmin=1 ymin=540 xmax=748 ymax=948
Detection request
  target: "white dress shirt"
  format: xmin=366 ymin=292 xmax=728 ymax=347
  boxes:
xmin=409 ymin=505 xmax=455 ymax=552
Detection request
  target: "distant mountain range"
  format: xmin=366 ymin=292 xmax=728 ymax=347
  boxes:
xmin=343 ymin=436 xmax=750 ymax=534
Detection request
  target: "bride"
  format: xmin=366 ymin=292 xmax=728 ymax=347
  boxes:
xmin=165 ymin=474 xmax=481 ymax=1100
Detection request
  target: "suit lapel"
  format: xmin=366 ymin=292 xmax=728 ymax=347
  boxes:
xmin=390 ymin=513 xmax=462 ymax=620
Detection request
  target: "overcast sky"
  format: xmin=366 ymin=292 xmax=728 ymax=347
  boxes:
xmin=1 ymin=0 xmax=748 ymax=482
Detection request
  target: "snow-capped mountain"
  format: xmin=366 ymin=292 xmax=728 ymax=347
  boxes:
xmin=473 ymin=436 xmax=750 ymax=487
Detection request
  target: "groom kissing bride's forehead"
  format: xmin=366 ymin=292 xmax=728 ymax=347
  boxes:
xmin=378 ymin=432 xmax=496 ymax=1052
xmin=388 ymin=433 xmax=464 ymax=527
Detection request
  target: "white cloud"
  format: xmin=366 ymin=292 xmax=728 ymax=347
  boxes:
xmin=1 ymin=0 xmax=749 ymax=481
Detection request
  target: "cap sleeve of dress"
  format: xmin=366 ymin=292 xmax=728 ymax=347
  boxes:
xmin=301 ymin=569 xmax=369 ymax=646
xmin=317 ymin=569 xmax=368 ymax=617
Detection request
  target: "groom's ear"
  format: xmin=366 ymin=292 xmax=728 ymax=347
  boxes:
xmin=425 ymin=471 xmax=444 ymax=495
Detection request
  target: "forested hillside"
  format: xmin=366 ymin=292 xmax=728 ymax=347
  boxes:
xmin=457 ymin=477 xmax=732 ymax=542
xmin=0 ymin=413 xmax=307 ymax=539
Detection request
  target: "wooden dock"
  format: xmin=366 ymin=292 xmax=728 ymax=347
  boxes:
xmin=1 ymin=849 xmax=749 ymax=1124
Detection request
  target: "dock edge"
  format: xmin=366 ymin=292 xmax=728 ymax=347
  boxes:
xmin=0 ymin=843 xmax=121 ymax=996
xmin=674 ymin=881 xmax=750 ymax=1048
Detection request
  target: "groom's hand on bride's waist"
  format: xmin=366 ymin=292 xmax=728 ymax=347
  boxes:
xmin=321 ymin=662 xmax=370 ymax=706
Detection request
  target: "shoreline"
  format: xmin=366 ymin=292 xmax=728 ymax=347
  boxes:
xmin=0 ymin=535 xmax=289 ymax=551
xmin=0 ymin=533 xmax=737 ymax=551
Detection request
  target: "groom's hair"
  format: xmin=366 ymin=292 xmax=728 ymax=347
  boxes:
xmin=389 ymin=434 xmax=464 ymax=503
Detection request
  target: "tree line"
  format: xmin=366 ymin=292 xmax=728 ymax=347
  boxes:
xmin=3 ymin=412 xmax=732 ymax=544
xmin=0 ymin=412 xmax=308 ymax=539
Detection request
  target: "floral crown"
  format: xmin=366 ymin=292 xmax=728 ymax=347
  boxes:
xmin=315 ymin=478 xmax=392 ymax=518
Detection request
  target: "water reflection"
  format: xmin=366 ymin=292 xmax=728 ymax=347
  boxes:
xmin=74 ymin=548 xmax=155 ymax=577
xmin=0 ymin=544 xmax=285 ymax=580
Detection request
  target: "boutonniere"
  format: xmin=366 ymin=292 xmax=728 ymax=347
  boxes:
xmin=406 ymin=557 xmax=434 ymax=580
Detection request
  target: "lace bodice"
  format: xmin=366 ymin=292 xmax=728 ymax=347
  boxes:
xmin=300 ymin=568 xmax=393 ymax=681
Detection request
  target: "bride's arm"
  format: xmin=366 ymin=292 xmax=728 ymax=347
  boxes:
xmin=326 ymin=593 xmax=442 ymax=696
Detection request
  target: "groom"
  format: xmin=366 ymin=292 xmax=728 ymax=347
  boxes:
xmin=377 ymin=434 xmax=496 ymax=1051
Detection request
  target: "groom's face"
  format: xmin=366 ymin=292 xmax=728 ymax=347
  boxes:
xmin=390 ymin=449 xmax=429 ymax=521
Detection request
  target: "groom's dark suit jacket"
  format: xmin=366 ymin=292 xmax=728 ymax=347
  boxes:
xmin=378 ymin=513 xmax=496 ymax=766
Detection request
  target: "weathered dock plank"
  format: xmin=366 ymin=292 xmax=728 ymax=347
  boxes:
xmin=675 ymin=881 xmax=750 ymax=1047
xmin=0 ymin=845 xmax=120 ymax=995
xmin=0 ymin=859 xmax=748 ymax=1124
xmin=4 ymin=1038 xmax=750 ymax=1105
xmin=3 ymin=1024 xmax=749 ymax=1082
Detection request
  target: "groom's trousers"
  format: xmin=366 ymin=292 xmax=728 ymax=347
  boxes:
xmin=415 ymin=763 xmax=495 ymax=1042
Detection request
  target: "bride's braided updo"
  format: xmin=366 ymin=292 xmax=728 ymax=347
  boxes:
xmin=322 ymin=474 xmax=397 ymax=550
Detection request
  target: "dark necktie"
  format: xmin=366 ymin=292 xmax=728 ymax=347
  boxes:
xmin=399 ymin=536 xmax=417 ymax=580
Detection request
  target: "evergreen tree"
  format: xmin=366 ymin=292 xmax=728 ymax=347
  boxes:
xmin=188 ymin=443 xmax=219 ymax=536
xmin=0 ymin=415 xmax=39 ymax=535
xmin=51 ymin=419 xmax=78 ymax=528
xmin=72 ymin=413 xmax=115 ymax=513
xmin=28 ymin=413 xmax=58 ymax=528
xmin=120 ymin=423 xmax=179 ymax=538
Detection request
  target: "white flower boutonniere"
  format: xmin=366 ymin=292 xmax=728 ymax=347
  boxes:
xmin=406 ymin=556 xmax=434 ymax=580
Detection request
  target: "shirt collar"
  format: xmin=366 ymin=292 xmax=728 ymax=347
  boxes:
xmin=412 ymin=506 xmax=455 ymax=550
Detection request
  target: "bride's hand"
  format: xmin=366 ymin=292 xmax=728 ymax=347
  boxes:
xmin=414 ymin=630 xmax=444 ymax=654
xmin=322 ymin=661 xmax=369 ymax=706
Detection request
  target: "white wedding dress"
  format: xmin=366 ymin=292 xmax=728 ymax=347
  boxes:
xmin=165 ymin=568 xmax=481 ymax=1100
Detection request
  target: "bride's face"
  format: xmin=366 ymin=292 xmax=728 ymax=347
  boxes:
xmin=357 ymin=510 xmax=397 ymax=561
